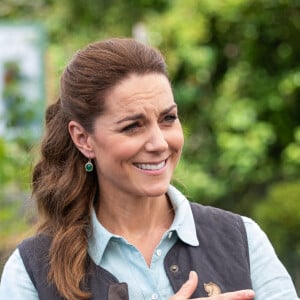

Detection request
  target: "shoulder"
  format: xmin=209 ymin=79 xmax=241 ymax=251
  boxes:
xmin=241 ymin=218 xmax=299 ymax=298
xmin=189 ymin=202 xmax=249 ymax=259
xmin=0 ymin=249 xmax=38 ymax=299
xmin=240 ymin=216 xmax=277 ymax=255
xmin=1 ymin=248 xmax=25 ymax=277
xmin=19 ymin=233 xmax=52 ymax=248
xmin=240 ymin=216 xmax=274 ymax=252
xmin=17 ymin=234 xmax=53 ymax=288
xmin=18 ymin=234 xmax=52 ymax=257
xmin=190 ymin=201 xmax=245 ymax=229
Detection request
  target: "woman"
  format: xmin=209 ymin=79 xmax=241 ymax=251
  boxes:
xmin=0 ymin=38 xmax=298 ymax=300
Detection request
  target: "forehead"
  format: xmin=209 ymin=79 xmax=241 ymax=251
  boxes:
xmin=104 ymin=73 xmax=174 ymax=115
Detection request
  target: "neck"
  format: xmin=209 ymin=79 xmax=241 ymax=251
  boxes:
xmin=95 ymin=190 xmax=175 ymax=266
xmin=96 ymin=192 xmax=174 ymax=238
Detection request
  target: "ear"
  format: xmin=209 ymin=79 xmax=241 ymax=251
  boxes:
xmin=68 ymin=120 xmax=94 ymax=158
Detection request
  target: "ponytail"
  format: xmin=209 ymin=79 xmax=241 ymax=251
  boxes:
xmin=32 ymin=98 xmax=97 ymax=299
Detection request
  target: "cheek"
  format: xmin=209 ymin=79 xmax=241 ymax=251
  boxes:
xmin=115 ymin=146 xmax=138 ymax=161
xmin=104 ymin=137 xmax=143 ymax=161
xmin=169 ymin=127 xmax=184 ymax=152
xmin=178 ymin=129 xmax=185 ymax=148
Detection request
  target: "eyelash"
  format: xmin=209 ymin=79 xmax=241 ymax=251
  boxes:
xmin=122 ymin=122 xmax=140 ymax=133
xmin=164 ymin=114 xmax=178 ymax=122
xmin=121 ymin=114 xmax=178 ymax=133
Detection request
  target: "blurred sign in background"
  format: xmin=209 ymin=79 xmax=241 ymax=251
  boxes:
xmin=0 ymin=23 xmax=45 ymax=267
xmin=0 ymin=24 xmax=45 ymax=144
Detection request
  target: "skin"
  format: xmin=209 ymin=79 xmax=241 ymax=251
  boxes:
xmin=69 ymin=73 xmax=184 ymax=264
xmin=171 ymin=272 xmax=255 ymax=300
xmin=69 ymin=73 xmax=255 ymax=300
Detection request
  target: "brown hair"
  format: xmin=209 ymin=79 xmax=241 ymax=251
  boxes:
xmin=32 ymin=38 xmax=168 ymax=299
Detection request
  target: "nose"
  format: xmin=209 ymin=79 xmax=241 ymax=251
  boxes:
xmin=145 ymin=124 xmax=168 ymax=153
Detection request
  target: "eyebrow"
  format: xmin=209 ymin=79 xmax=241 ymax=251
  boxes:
xmin=116 ymin=104 xmax=177 ymax=124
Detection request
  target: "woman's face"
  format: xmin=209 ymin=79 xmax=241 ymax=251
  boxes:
xmin=88 ymin=73 xmax=184 ymax=199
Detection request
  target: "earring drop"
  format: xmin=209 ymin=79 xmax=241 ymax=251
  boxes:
xmin=85 ymin=158 xmax=94 ymax=172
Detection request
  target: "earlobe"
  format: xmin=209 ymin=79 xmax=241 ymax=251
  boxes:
xmin=68 ymin=121 xmax=93 ymax=157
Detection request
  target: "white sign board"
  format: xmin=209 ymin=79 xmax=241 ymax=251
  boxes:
xmin=0 ymin=23 xmax=45 ymax=142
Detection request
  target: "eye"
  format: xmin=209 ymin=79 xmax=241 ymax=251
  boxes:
xmin=163 ymin=114 xmax=178 ymax=123
xmin=122 ymin=122 xmax=140 ymax=133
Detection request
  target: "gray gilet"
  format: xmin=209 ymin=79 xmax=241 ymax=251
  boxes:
xmin=18 ymin=202 xmax=252 ymax=299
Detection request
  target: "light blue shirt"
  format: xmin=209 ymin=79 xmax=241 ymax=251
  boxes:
xmin=0 ymin=185 xmax=298 ymax=299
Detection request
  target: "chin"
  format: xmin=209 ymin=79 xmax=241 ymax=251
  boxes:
xmin=139 ymin=184 xmax=169 ymax=198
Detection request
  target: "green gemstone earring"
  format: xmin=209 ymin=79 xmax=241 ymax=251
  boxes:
xmin=85 ymin=158 xmax=94 ymax=172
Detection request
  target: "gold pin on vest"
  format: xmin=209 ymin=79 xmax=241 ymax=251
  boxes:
xmin=204 ymin=282 xmax=221 ymax=296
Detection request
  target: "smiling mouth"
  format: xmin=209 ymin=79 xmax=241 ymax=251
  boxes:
xmin=134 ymin=160 xmax=166 ymax=171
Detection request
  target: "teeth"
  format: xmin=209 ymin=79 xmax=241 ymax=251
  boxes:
xmin=135 ymin=161 xmax=165 ymax=170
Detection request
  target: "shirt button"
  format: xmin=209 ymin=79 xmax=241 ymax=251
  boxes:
xmin=156 ymin=249 xmax=162 ymax=256
xmin=151 ymin=293 xmax=158 ymax=299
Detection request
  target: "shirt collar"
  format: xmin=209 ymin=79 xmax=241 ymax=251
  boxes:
xmin=88 ymin=209 xmax=114 ymax=265
xmin=167 ymin=185 xmax=199 ymax=247
xmin=88 ymin=185 xmax=199 ymax=265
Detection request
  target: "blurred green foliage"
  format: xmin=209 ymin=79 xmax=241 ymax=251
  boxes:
xmin=253 ymin=180 xmax=300 ymax=272
xmin=0 ymin=137 xmax=32 ymax=270
xmin=0 ymin=0 xmax=300 ymax=290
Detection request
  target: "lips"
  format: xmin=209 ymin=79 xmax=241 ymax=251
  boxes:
xmin=134 ymin=160 xmax=166 ymax=171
